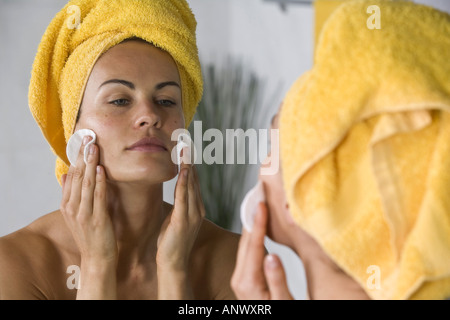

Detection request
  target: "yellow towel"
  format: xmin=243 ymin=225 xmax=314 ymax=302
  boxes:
xmin=280 ymin=0 xmax=450 ymax=299
xmin=28 ymin=0 xmax=203 ymax=183
xmin=314 ymin=0 xmax=347 ymax=50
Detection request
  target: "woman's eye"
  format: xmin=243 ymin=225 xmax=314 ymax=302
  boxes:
xmin=157 ymin=99 xmax=175 ymax=107
xmin=109 ymin=99 xmax=129 ymax=106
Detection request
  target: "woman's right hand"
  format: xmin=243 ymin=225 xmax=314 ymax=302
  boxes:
xmin=156 ymin=148 xmax=206 ymax=299
xmin=60 ymin=136 xmax=117 ymax=299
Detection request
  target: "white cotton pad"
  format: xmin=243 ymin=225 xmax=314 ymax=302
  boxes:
xmin=176 ymin=133 xmax=193 ymax=172
xmin=240 ymin=180 xmax=265 ymax=232
xmin=66 ymin=129 xmax=97 ymax=166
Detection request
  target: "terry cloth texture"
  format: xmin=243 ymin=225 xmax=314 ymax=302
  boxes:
xmin=280 ymin=0 xmax=450 ymax=299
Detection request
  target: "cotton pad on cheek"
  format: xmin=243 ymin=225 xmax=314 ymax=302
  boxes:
xmin=176 ymin=133 xmax=194 ymax=172
xmin=240 ymin=180 xmax=265 ymax=232
xmin=66 ymin=129 xmax=97 ymax=166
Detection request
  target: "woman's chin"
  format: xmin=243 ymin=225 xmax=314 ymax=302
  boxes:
xmin=105 ymin=163 xmax=178 ymax=184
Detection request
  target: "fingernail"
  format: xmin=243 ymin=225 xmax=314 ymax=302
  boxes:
xmin=265 ymin=254 xmax=279 ymax=269
xmin=89 ymin=144 xmax=95 ymax=154
xmin=83 ymin=136 xmax=90 ymax=145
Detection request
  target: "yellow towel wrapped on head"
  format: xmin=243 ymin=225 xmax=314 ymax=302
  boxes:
xmin=28 ymin=0 xmax=203 ymax=183
xmin=280 ymin=0 xmax=450 ymax=299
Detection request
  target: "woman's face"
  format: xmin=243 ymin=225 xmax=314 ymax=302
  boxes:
xmin=75 ymin=40 xmax=184 ymax=184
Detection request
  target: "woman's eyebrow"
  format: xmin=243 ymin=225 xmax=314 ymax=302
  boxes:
xmin=155 ymin=81 xmax=181 ymax=90
xmin=99 ymin=79 xmax=135 ymax=90
xmin=98 ymin=80 xmax=180 ymax=91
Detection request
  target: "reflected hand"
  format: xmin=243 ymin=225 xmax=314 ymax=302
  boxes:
xmin=231 ymin=202 xmax=294 ymax=300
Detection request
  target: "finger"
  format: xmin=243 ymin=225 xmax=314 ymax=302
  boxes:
xmin=181 ymin=145 xmax=192 ymax=166
xmin=178 ymin=147 xmax=192 ymax=175
xmin=173 ymin=167 xmax=189 ymax=223
xmin=172 ymin=146 xmax=190 ymax=198
xmin=264 ymin=254 xmax=294 ymax=300
xmin=191 ymin=165 xmax=200 ymax=194
xmin=60 ymin=172 xmax=72 ymax=215
xmin=92 ymin=165 xmax=108 ymax=219
xmin=247 ymin=202 xmax=269 ymax=266
xmin=61 ymin=174 xmax=67 ymax=188
xmin=231 ymin=227 xmax=252 ymax=294
xmin=233 ymin=203 xmax=268 ymax=280
xmin=231 ymin=227 xmax=251 ymax=297
xmin=60 ymin=173 xmax=68 ymax=204
xmin=191 ymin=166 xmax=205 ymax=218
xmin=187 ymin=165 xmax=201 ymax=225
xmin=234 ymin=227 xmax=251 ymax=272
xmin=61 ymin=165 xmax=74 ymax=213
xmin=233 ymin=203 xmax=269 ymax=296
xmin=79 ymin=143 xmax=99 ymax=216
xmin=68 ymin=136 xmax=92 ymax=209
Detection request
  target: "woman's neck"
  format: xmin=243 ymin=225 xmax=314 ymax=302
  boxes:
xmin=106 ymin=181 xmax=168 ymax=265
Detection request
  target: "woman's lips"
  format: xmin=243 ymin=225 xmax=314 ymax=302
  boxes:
xmin=126 ymin=137 xmax=168 ymax=152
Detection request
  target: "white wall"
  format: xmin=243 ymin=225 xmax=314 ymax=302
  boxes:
xmin=1 ymin=0 xmax=449 ymax=300
xmin=0 ymin=0 xmax=67 ymax=235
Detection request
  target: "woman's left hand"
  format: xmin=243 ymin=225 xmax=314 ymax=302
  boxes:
xmin=156 ymin=148 xmax=205 ymax=299
xmin=231 ymin=202 xmax=294 ymax=300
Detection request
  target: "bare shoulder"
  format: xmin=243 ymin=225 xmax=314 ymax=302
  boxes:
xmin=196 ymin=219 xmax=241 ymax=266
xmin=0 ymin=211 xmax=73 ymax=300
xmin=0 ymin=228 xmax=49 ymax=299
xmin=191 ymin=219 xmax=242 ymax=299
xmin=199 ymin=219 xmax=241 ymax=248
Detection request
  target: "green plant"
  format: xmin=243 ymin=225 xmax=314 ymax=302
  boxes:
xmin=188 ymin=58 xmax=278 ymax=231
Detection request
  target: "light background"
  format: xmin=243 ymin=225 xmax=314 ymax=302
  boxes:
xmin=1 ymin=0 xmax=448 ymax=300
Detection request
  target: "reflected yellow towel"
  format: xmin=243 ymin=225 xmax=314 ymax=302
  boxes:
xmin=314 ymin=0 xmax=347 ymax=49
xmin=280 ymin=0 xmax=450 ymax=299
xmin=28 ymin=0 xmax=203 ymax=183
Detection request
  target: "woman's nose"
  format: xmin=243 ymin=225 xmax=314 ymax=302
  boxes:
xmin=134 ymin=100 xmax=161 ymax=129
